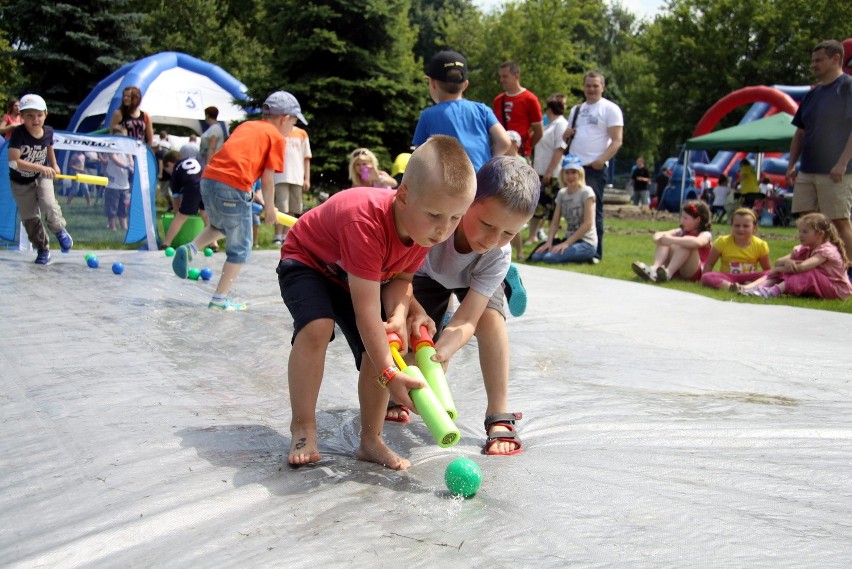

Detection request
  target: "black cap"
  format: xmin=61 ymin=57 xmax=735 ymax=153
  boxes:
xmin=425 ymin=50 xmax=468 ymax=84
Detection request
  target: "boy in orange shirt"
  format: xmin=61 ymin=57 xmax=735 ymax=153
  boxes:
xmin=172 ymin=91 xmax=307 ymax=310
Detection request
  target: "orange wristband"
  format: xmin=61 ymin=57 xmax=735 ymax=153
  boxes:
xmin=377 ymin=365 xmax=400 ymax=388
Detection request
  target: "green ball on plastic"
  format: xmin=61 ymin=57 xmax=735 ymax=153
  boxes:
xmin=164 ymin=247 xmax=175 ymax=257
xmin=85 ymin=253 xmax=95 ymax=261
xmin=204 ymin=247 xmax=214 ymax=257
xmin=445 ymin=457 xmax=482 ymax=498
xmin=188 ymin=267 xmax=201 ymax=280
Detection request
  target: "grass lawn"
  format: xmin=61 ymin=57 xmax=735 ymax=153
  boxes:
xmin=520 ymin=215 xmax=852 ymax=315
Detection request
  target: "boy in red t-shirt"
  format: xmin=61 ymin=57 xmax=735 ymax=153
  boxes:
xmin=277 ymin=135 xmax=476 ymax=470
xmin=171 ymin=91 xmax=307 ymax=311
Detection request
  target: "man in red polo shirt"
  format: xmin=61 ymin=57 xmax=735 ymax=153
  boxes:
xmin=492 ymin=61 xmax=543 ymax=160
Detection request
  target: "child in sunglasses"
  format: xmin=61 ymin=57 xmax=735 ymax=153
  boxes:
xmin=632 ymin=200 xmax=712 ymax=283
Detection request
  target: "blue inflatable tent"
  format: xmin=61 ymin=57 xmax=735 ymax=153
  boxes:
xmin=67 ymin=52 xmax=249 ymax=135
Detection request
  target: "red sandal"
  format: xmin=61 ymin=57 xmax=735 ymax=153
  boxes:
xmin=483 ymin=412 xmax=523 ymax=455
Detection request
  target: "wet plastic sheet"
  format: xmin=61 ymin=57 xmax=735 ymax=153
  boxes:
xmin=1 ymin=250 xmax=850 ymax=567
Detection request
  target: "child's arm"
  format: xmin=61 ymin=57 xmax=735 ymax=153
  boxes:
xmin=432 ymin=290 xmax=490 ymax=365
xmin=7 ymin=148 xmax=56 ymax=178
xmin=652 ymin=227 xmax=681 ymax=243
xmin=540 ymin=204 xmax=563 ymax=251
xmin=758 ymin=254 xmax=771 ymax=271
xmin=47 ymin=147 xmax=60 ymax=176
xmin=381 ymin=274 xmax=414 ymax=340
xmin=489 ymin=124 xmax=511 ymax=157
xmin=349 ymin=275 xmax=426 ymax=412
xmin=657 ymin=231 xmax=711 ymax=249
xmin=260 ymin=168 xmax=277 ymax=225
xmin=552 ymin=195 xmax=594 ymax=252
xmin=406 ymin=296 xmax=436 ymax=340
xmin=776 ymin=254 xmax=826 ymax=274
xmin=702 ymin=247 xmax=721 ymax=274
xmin=770 ymin=253 xmax=794 ymax=274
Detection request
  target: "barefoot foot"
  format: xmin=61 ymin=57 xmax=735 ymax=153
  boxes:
xmin=356 ymin=436 xmax=410 ymax=470
xmin=288 ymin=425 xmax=321 ymax=466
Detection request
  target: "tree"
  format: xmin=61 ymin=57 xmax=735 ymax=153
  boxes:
xmin=642 ymin=0 xmax=852 ymax=159
xmin=261 ymin=0 xmax=424 ymax=189
xmin=409 ymin=0 xmax=476 ymax=64
xmin=0 ymin=28 xmax=22 ymax=103
xmin=0 ymin=0 xmax=147 ymax=127
xmin=131 ymin=0 xmax=272 ymax=90
xmin=442 ymin=0 xmax=594 ymax=106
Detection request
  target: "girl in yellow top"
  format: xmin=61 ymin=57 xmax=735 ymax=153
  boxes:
xmin=700 ymin=208 xmax=771 ymax=290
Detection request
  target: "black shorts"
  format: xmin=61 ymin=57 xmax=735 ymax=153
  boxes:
xmin=176 ymin=185 xmax=205 ymax=216
xmin=277 ymin=259 xmax=382 ymax=369
xmin=412 ymin=275 xmax=506 ymax=339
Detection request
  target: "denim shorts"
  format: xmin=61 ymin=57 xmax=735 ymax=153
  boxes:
xmin=200 ymin=179 xmax=253 ymax=263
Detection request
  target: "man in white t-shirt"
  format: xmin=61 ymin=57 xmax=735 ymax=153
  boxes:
xmin=563 ymin=71 xmax=623 ymax=261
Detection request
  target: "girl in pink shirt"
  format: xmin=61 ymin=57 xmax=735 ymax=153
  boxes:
xmin=632 ymin=200 xmax=712 ymax=283
xmin=739 ymin=213 xmax=852 ymax=299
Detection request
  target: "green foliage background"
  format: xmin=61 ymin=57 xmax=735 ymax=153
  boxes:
xmin=0 ymin=0 xmax=850 ymax=187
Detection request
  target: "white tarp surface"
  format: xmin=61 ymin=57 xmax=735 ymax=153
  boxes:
xmin=1 ymin=250 xmax=850 ymax=567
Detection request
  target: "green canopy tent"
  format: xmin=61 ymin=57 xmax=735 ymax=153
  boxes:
xmin=685 ymin=112 xmax=796 ymax=152
xmin=678 ymin=112 xmax=797 ymax=207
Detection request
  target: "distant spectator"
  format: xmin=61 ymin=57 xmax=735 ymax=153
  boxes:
xmin=701 ymin=208 xmax=771 ymax=290
xmin=631 ymin=157 xmax=651 ymax=207
xmin=102 ymin=125 xmax=134 ymax=232
xmin=347 ymin=147 xmax=396 ymax=189
xmin=787 ymin=39 xmax=852 ymax=278
xmin=631 ymin=200 xmax=712 ymax=283
xmin=65 ymin=151 xmax=92 ymax=207
xmin=199 ymin=106 xmax=225 ymax=167
xmin=109 ymin=86 xmax=154 ymax=146
xmin=529 ymin=154 xmax=597 ymax=264
xmin=180 ymin=134 xmax=201 ymax=160
xmin=738 ymin=213 xmax=852 ymax=299
xmin=273 ymin=126 xmax=312 ymax=245
xmin=654 ymin=168 xmax=670 ymax=207
xmin=711 ymin=174 xmax=731 ymax=221
xmin=492 ymin=61 xmax=543 ymax=159
xmin=737 ymin=158 xmax=760 ymax=207
xmin=562 ymin=71 xmax=624 ymax=261
xmin=413 ymin=50 xmax=510 ymax=171
xmin=0 ymin=97 xmax=22 ymax=140
xmin=391 ymin=152 xmax=411 ymax=187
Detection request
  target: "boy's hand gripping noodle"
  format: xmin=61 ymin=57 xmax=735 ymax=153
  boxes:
xmin=410 ymin=325 xmax=457 ymax=420
xmin=387 ymin=332 xmax=460 ymax=448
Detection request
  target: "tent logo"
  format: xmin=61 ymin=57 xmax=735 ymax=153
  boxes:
xmin=179 ymin=89 xmax=202 ymax=111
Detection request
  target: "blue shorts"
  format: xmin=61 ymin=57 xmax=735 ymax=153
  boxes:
xmin=200 ymin=179 xmax=252 ymax=264
xmin=278 ymin=259 xmax=385 ymax=369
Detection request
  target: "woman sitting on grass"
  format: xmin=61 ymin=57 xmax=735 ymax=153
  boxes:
xmin=700 ymin=208 xmax=771 ymax=290
xmin=632 ymin=200 xmax=712 ymax=283
xmin=528 ymin=154 xmax=596 ymax=264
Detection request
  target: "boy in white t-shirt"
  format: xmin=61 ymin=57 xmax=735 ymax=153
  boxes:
xmin=392 ymin=156 xmax=540 ymax=456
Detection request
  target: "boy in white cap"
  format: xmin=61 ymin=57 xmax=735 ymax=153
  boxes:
xmin=7 ymin=93 xmax=73 ymax=264
xmin=172 ymin=90 xmax=307 ymax=311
